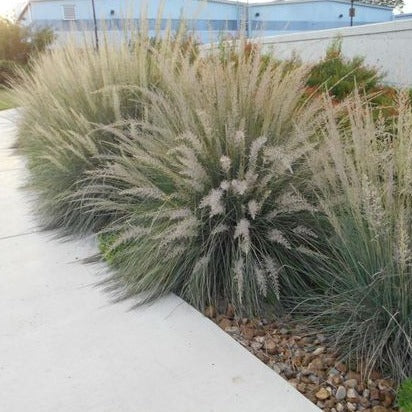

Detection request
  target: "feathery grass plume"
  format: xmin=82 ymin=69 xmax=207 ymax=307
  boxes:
xmin=297 ymin=91 xmax=412 ymax=382
xmin=13 ymin=13 xmax=198 ymax=235
xmin=82 ymin=47 xmax=323 ymax=315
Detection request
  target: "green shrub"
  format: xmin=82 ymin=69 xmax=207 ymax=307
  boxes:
xmin=79 ymin=49 xmax=323 ymax=315
xmin=398 ymin=379 xmax=412 ymax=412
xmin=0 ymin=18 xmax=30 ymax=65
xmin=307 ymin=38 xmax=383 ymax=101
xmin=15 ymin=26 xmax=196 ymax=234
xmin=30 ymin=26 xmax=55 ymax=54
xmin=0 ymin=18 xmax=54 ymax=85
xmin=296 ymin=92 xmax=412 ymax=382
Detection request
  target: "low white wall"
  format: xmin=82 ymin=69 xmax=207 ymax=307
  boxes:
xmin=258 ymin=19 xmax=412 ymax=87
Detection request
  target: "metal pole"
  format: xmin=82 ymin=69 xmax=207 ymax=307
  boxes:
xmin=91 ymin=0 xmax=99 ymax=51
xmin=236 ymin=0 xmax=240 ymax=37
xmin=247 ymin=0 xmax=250 ymax=38
xmin=350 ymin=0 xmax=354 ymax=26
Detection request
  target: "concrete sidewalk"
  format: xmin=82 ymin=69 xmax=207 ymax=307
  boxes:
xmin=0 ymin=109 xmax=319 ymax=412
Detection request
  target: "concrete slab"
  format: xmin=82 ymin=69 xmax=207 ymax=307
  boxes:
xmin=0 ymin=109 xmax=19 ymax=151
xmin=0 ymin=109 xmax=320 ymax=412
xmin=0 ymin=151 xmax=25 ymax=172
xmin=0 ymin=168 xmax=38 ymax=239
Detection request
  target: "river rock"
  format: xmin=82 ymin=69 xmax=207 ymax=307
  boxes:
xmin=312 ymin=346 xmax=325 ymax=356
xmin=335 ymin=385 xmax=346 ymax=401
xmin=315 ymin=387 xmax=330 ymax=400
xmin=347 ymin=388 xmax=359 ymax=402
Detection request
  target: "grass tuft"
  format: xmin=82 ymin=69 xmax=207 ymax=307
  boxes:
xmin=14 ymin=23 xmax=197 ymax=234
xmin=0 ymin=87 xmax=14 ymax=110
xmin=296 ymin=91 xmax=412 ymax=382
xmin=79 ymin=47 xmax=323 ymax=315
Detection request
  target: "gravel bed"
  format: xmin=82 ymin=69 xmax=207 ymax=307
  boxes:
xmin=206 ymin=306 xmax=398 ymax=412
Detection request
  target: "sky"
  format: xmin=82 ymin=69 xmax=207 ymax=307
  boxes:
xmin=0 ymin=0 xmax=411 ymax=18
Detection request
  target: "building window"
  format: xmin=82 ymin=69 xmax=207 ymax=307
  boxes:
xmin=62 ymin=4 xmax=76 ymax=21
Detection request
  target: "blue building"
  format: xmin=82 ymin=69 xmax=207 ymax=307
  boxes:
xmin=250 ymin=1 xmax=393 ymax=36
xmin=18 ymin=0 xmax=394 ymax=42
xmin=395 ymin=12 xmax=412 ymax=20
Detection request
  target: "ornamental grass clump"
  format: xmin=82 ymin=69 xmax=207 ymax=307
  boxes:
xmin=81 ymin=49 xmax=323 ymax=315
xmin=299 ymin=92 xmax=412 ymax=382
xmin=14 ymin=23 xmax=196 ymax=234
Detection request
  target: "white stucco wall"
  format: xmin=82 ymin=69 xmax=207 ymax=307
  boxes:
xmin=259 ymin=19 xmax=412 ymax=86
